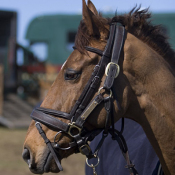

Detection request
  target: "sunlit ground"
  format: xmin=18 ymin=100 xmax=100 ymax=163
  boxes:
xmin=0 ymin=127 xmax=85 ymax=175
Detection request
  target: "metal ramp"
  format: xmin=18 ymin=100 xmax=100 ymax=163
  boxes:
xmin=0 ymin=94 xmax=34 ymax=128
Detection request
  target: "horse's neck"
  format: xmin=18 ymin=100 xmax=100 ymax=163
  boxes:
xmin=124 ymin=33 xmax=175 ymax=175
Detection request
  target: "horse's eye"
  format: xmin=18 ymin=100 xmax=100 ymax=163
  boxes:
xmin=64 ymin=69 xmax=81 ymax=80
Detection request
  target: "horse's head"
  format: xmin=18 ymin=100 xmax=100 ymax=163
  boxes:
xmin=22 ymin=0 xmax=137 ymax=174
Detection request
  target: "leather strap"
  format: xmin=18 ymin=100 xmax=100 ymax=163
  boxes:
xmin=85 ymin=46 xmax=104 ymax=57
xmin=35 ymin=122 xmax=63 ymax=171
xmin=108 ymin=129 xmax=138 ymax=175
xmin=70 ymin=61 xmax=100 ymax=118
xmin=31 ymin=110 xmax=69 ymax=132
xmin=36 ymin=107 xmax=71 ymax=120
xmin=75 ymin=94 xmax=104 ymax=127
xmin=72 ymin=23 xmax=116 ymax=122
xmin=104 ymin=25 xmax=125 ymax=90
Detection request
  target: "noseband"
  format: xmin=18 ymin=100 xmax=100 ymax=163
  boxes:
xmin=30 ymin=23 xmax=138 ymax=175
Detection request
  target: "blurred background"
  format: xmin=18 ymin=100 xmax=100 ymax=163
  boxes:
xmin=0 ymin=0 xmax=174 ymax=175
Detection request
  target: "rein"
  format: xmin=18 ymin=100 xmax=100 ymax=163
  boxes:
xmin=30 ymin=23 xmax=138 ymax=175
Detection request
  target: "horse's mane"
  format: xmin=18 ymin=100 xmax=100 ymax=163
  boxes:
xmin=75 ymin=7 xmax=175 ymax=65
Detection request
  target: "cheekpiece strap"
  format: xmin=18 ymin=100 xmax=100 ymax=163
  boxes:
xmin=35 ymin=122 xmax=63 ymax=171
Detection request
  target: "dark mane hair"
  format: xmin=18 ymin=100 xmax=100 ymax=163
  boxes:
xmin=75 ymin=7 xmax=175 ymax=65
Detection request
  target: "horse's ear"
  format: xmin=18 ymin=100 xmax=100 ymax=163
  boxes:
xmin=82 ymin=0 xmax=98 ymax=36
xmin=87 ymin=0 xmax=98 ymax=16
xmin=82 ymin=0 xmax=106 ymax=38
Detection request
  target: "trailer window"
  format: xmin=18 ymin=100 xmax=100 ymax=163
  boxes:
xmin=30 ymin=42 xmax=48 ymax=62
xmin=66 ymin=31 xmax=76 ymax=51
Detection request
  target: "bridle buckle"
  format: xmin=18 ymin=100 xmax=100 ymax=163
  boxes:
xmin=68 ymin=122 xmax=82 ymax=137
xmin=79 ymin=144 xmax=91 ymax=155
xmin=105 ymin=62 xmax=120 ymax=78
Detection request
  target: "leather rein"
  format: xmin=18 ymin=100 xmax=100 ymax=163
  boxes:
xmin=30 ymin=23 xmax=138 ymax=175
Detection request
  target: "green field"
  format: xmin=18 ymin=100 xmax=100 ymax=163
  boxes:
xmin=0 ymin=127 xmax=85 ymax=175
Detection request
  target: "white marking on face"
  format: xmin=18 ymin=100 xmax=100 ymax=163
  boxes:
xmin=61 ymin=60 xmax=67 ymax=70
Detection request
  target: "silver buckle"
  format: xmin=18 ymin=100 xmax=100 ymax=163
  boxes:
xmin=98 ymin=87 xmax=112 ymax=98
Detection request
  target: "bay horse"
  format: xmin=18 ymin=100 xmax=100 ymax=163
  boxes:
xmin=22 ymin=0 xmax=175 ymax=175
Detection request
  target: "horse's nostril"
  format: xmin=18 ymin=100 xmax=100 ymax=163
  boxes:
xmin=22 ymin=148 xmax=36 ymax=170
xmin=22 ymin=148 xmax=31 ymax=165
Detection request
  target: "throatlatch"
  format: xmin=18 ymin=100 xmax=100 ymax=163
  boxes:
xmin=30 ymin=23 xmax=138 ymax=175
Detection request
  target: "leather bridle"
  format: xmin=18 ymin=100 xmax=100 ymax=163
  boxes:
xmin=30 ymin=23 xmax=138 ymax=175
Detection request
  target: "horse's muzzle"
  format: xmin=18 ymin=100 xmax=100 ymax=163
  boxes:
xmin=22 ymin=148 xmax=35 ymax=170
xmin=22 ymin=147 xmax=61 ymax=174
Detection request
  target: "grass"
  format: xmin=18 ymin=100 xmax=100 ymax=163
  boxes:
xmin=0 ymin=127 xmax=85 ymax=175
